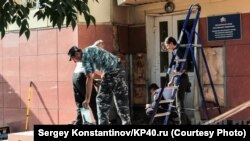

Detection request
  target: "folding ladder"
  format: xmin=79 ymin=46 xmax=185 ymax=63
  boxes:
xmin=149 ymin=4 xmax=222 ymax=125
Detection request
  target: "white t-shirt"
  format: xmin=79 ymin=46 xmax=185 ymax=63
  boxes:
xmin=153 ymin=88 xmax=173 ymax=101
xmin=74 ymin=62 xmax=85 ymax=73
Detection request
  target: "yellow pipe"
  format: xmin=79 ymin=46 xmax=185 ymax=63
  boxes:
xmin=25 ymin=81 xmax=33 ymax=130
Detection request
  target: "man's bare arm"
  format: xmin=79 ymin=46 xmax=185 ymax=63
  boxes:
xmin=95 ymin=70 xmax=104 ymax=79
xmin=83 ymin=73 xmax=94 ymax=108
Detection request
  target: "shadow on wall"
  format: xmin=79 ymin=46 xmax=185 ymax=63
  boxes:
xmin=0 ymin=28 xmax=81 ymax=132
xmin=0 ymin=75 xmax=55 ymax=132
xmin=31 ymin=82 xmax=55 ymax=125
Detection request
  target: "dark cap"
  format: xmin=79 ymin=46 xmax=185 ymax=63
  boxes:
xmin=149 ymin=83 xmax=159 ymax=91
xmin=68 ymin=46 xmax=80 ymax=61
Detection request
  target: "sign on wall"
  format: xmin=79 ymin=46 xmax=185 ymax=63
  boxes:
xmin=207 ymin=14 xmax=241 ymax=41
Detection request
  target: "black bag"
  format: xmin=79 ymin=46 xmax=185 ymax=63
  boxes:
xmin=186 ymin=82 xmax=191 ymax=93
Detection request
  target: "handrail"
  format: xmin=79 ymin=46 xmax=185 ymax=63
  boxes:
xmin=25 ymin=81 xmax=33 ymax=130
xmin=202 ymin=100 xmax=250 ymax=125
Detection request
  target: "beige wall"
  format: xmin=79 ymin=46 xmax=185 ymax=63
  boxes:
xmin=131 ymin=0 xmax=250 ymax=24
xmin=8 ymin=0 xmax=112 ymax=32
xmin=78 ymin=0 xmax=111 ymax=23
xmin=8 ymin=9 xmax=51 ymax=31
xmin=112 ymin=0 xmax=130 ymax=24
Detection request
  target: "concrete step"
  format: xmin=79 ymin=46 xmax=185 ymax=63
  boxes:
xmin=8 ymin=131 xmax=33 ymax=141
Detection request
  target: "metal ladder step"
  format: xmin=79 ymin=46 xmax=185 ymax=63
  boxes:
xmin=172 ymin=71 xmax=183 ymax=76
xmin=179 ymin=44 xmax=202 ymax=48
xmin=154 ymin=112 xmax=171 ymax=118
xmin=159 ymin=99 xmax=174 ymax=104
xmin=174 ymin=59 xmax=186 ymax=62
xmin=165 ymin=86 xmax=178 ymax=89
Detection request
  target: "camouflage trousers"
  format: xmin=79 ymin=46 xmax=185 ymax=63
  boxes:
xmin=96 ymin=66 xmax=131 ymax=125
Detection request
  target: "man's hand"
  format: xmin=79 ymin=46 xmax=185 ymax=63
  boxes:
xmin=168 ymin=81 xmax=173 ymax=87
xmin=82 ymin=99 xmax=90 ymax=108
xmin=145 ymin=104 xmax=151 ymax=109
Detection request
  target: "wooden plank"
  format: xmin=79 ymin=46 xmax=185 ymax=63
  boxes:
xmin=203 ymin=85 xmax=225 ymax=106
xmin=202 ymin=47 xmax=224 ymax=85
xmin=201 ymin=47 xmax=225 ymax=106
xmin=203 ymin=100 xmax=250 ymax=125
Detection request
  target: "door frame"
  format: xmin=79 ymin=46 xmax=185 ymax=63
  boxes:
xmin=154 ymin=16 xmax=173 ymax=85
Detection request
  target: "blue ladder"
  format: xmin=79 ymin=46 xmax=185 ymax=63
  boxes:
xmin=149 ymin=4 xmax=222 ymax=125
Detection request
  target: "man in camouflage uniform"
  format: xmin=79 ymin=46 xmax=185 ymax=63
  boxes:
xmin=82 ymin=45 xmax=131 ymax=125
xmin=67 ymin=46 xmax=98 ymax=124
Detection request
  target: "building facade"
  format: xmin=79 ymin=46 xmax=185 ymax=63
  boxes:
xmin=0 ymin=0 xmax=250 ymax=131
